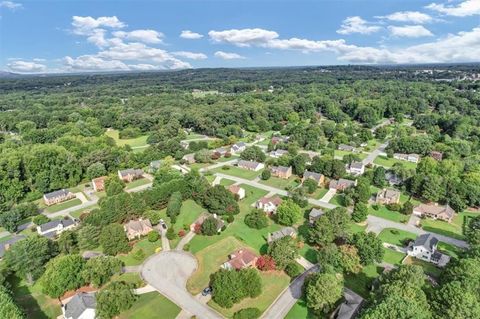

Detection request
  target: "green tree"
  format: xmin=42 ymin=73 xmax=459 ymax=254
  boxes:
xmin=201 ymin=217 xmax=219 ymax=236
xmin=82 ymin=256 xmax=123 ymax=287
xmin=204 ymin=185 xmax=240 ymax=216
xmin=0 ymin=286 xmax=25 ymax=319
xmin=96 ymin=281 xmax=137 ymax=319
xmin=276 ymin=199 xmax=302 ymax=226
xmin=210 ymin=268 xmax=262 ymax=308
xmin=352 ymin=202 xmax=368 ymax=223
xmin=465 ymin=215 xmax=480 ymax=245
xmin=166 ymin=191 xmax=183 ymax=223
xmin=147 ymin=230 xmax=159 ymax=242
xmin=86 ymin=162 xmax=106 ymax=180
xmin=240 ymin=146 xmax=266 ymax=162
xmin=78 ymin=225 xmax=101 ymax=250
xmin=372 ymin=166 xmax=386 ymax=188
xmin=32 ymin=214 xmax=49 ymax=225
xmin=40 ymin=254 xmax=86 ymax=298
xmin=303 ymin=178 xmax=318 ymax=194
xmin=432 ymin=281 xmax=480 ymax=319
xmin=261 ymin=169 xmax=271 ymax=180
xmin=352 ymin=232 xmax=384 ymax=265
xmin=305 ymin=271 xmax=343 ymax=315
xmin=285 ymin=262 xmax=303 ymax=278
xmin=99 ymin=224 xmax=130 ymax=256
xmin=57 ymin=230 xmax=79 ymax=254
xmin=354 ymin=179 xmax=371 ymax=203
xmin=244 ymin=210 xmax=269 ymax=229
xmin=194 ymin=149 xmax=212 ymax=163
xmin=104 ymin=177 xmax=125 ymax=196
xmin=267 ymin=236 xmax=298 ymax=270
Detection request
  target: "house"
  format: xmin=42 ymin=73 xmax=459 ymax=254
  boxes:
xmin=267 ymin=227 xmax=297 ymax=244
xmin=375 ymin=189 xmax=401 ymax=205
xmin=182 ymin=153 xmax=196 ymax=164
xmin=37 ymin=218 xmax=77 ymax=238
xmin=118 ymin=169 xmax=143 ymax=183
xmin=149 ymin=160 xmax=162 ymax=172
xmin=413 ymin=203 xmax=455 ymax=223
xmin=0 ymin=235 xmax=25 ymax=259
xmin=302 ymin=171 xmax=324 ymax=186
xmin=124 ymin=219 xmax=154 ymax=240
xmin=221 ymin=249 xmax=259 ymax=270
xmin=91 ymin=176 xmax=107 ymax=192
xmin=180 ymin=140 xmax=189 ymax=150
xmin=393 ymin=153 xmax=421 ymax=163
xmin=407 ymin=234 xmax=451 ymax=267
xmin=270 ymin=166 xmax=292 ymax=179
xmin=231 ymin=142 xmax=246 ymax=154
xmin=333 ymin=289 xmax=364 ymax=319
xmin=430 ymin=151 xmax=443 ymax=161
xmin=268 ymin=149 xmax=289 ymax=158
xmin=228 ymin=185 xmax=246 ymax=200
xmin=385 ymin=171 xmax=402 ymax=186
xmin=346 ymin=162 xmax=365 ymax=176
xmin=338 ymin=144 xmax=356 ymax=152
xmin=256 ymin=196 xmax=283 ymax=214
xmin=329 ymin=178 xmax=357 ymax=191
xmin=62 ymin=292 xmax=96 ymax=319
xmin=191 ymin=214 xmax=225 ymax=233
xmin=309 ymin=208 xmax=324 ymax=225
xmin=43 ymin=189 xmax=76 ymax=206
xmin=271 ymin=136 xmax=289 ymax=145
xmin=213 ymin=147 xmax=228 ymax=157
xmin=237 ymin=160 xmax=265 ymax=171
xmin=81 ymin=251 xmax=104 ymax=260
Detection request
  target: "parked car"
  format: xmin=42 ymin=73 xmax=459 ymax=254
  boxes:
xmin=202 ymin=287 xmax=212 ymax=296
xmin=159 ymin=219 xmax=167 ymax=230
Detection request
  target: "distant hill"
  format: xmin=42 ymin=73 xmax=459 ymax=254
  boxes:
xmin=0 ymin=70 xmax=21 ymax=78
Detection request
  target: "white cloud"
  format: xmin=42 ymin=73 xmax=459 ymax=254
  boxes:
xmin=172 ymin=51 xmax=207 ymax=60
xmin=426 ymin=0 xmax=480 ymax=17
xmin=388 ymin=25 xmax=434 ymax=38
xmin=379 ymin=11 xmax=433 ymax=24
xmin=128 ymin=64 xmax=159 ymax=71
xmin=337 ymin=16 xmax=381 ymax=35
xmin=180 ymin=30 xmax=203 ymax=39
xmin=72 ymin=16 xmax=126 ymax=35
xmin=0 ymin=1 xmax=22 ymax=10
xmin=64 ymin=55 xmax=129 ymax=71
xmin=32 ymin=58 xmax=46 ymax=62
xmin=214 ymin=51 xmax=245 ymax=60
xmin=113 ymin=29 xmax=164 ymax=44
xmin=7 ymin=60 xmax=46 ymax=73
xmin=209 ymin=28 xmax=279 ymax=47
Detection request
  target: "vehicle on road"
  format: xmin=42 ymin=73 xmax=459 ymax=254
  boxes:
xmin=159 ymin=219 xmax=168 ymax=230
xmin=202 ymin=287 xmax=212 ymax=296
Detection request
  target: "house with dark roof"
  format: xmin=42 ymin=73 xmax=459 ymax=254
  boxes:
xmin=256 ymin=196 xmax=283 ymax=214
xmin=302 ymin=170 xmax=324 ymax=186
xmin=407 ymin=234 xmax=451 ymax=267
xmin=375 ymin=188 xmax=401 ymax=205
xmin=43 ymin=189 xmax=75 ymax=206
xmin=91 ymin=176 xmax=107 ymax=192
xmin=333 ymin=288 xmax=364 ymax=319
xmin=221 ymin=249 xmax=259 ymax=270
xmin=329 ymin=178 xmax=357 ymax=191
xmin=309 ymin=208 xmax=324 ymax=225
xmin=346 ymin=162 xmax=365 ymax=176
xmin=270 ymin=166 xmax=292 ymax=179
xmin=230 ymin=142 xmax=246 ymax=154
xmin=268 ymin=149 xmax=289 ymax=158
xmin=62 ymin=292 xmax=96 ymax=319
xmin=413 ymin=203 xmax=455 ymax=223
xmin=338 ymin=144 xmax=357 ymax=152
xmin=117 ymin=168 xmax=143 ymax=183
xmin=267 ymin=227 xmax=297 ymax=244
xmin=182 ymin=153 xmax=196 ymax=164
xmin=0 ymin=235 xmax=25 ymax=259
xmin=37 ymin=218 xmax=77 ymax=238
xmin=237 ymin=160 xmax=264 ymax=171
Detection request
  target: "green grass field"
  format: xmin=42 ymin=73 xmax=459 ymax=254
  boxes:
xmin=219 ymin=178 xmax=236 ymax=186
xmin=259 ymin=176 xmax=300 ymax=190
xmin=118 ymin=238 xmax=162 ymax=266
xmin=382 ymin=248 xmax=406 ymax=265
xmin=125 ymin=178 xmax=151 ymax=190
xmin=105 ymin=129 xmax=149 ymax=148
xmin=329 ymin=194 xmax=346 ymax=207
xmin=44 ymin=198 xmax=82 ymax=214
xmin=111 ymin=272 xmax=145 ymax=288
xmin=285 ymin=299 xmax=315 ymax=319
xmin=119 ymin=292 xmax=181 ymax=319
xmin=69 ymin=205 xmax=98 ymax=219
xmin=211 ymin=166 xmax=262 ymax=180
xmin=378 ymin=228 xmax=416 ymax=246
xmin=420 ymin=211 xmax=478 ymax=240
xmin=437 ymin=241 xmax=464 ymax=259
xmin=334 ymin=150 xmax=368 ymax=160
xmin=373 ymin=155 xmax=417 ymax=170
xmin=344 ymin=264 xmax=383 ymax=298
xmin=309 ymin=187 xmax=329 ymax=200
xmin=368 ymin=205 xmax=409 ymax=223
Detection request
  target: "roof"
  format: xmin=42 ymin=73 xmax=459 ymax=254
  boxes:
xmin=64 ymin=292 xmax=96 ymax=319
xmin=258 ymin=196 xmax=283 ymax=206
xmin=377 ymin=188 xmax=401 ymax=200
xmin=304 ymin=171 xmax=323 ymax=182
xmin=349 ymin=162 xmax=364 ymax=170
xmin=413 ymin=233 xmax=439 ymax=251
xmin=92 ymin=176 xmax=106 ymax=189
xmin=124 ymin=219 xmax=153 ymax=233
xmin=0 ymin=235 xmax=25 ymax=258
xmin=309 ymin=208 xmax=324 ymax=219
xmin=39 ymin=218 xmax=76 ymax=233
xmin=228 ymin=185 xmax=243 ymax=195
xmin=271 ymin=166 xmax=291 ymax=174
xmin=233 ymin=142 xmax=246 ymax=148
xmin=270 ymin=149 xmax=288 ymax=156
xmin=414 ymin=203 xmax=455 ymax=219
xmin=238 ymin=160 xmax=262 ymax=170
xmin=150 ymin=160 xmax=162 ymax=168
xmin=330 ymin=178 xmax=356 ymax=189
xmin=269 ymin=227 xmax=296 ymax=242
xmin=81 ymin=251 xmax=104 ymax=260
xmin=336 ymin=289 xmax=363 ymax=319
xmin=44 ymin=189 xmax=70 ymax=200
xmin=227 ymin=249 xmax=258 ymax=270
xmin=338 ymin=144 xmax=355 ymax=151
xmin=118 ymin=168 xmax=143 ymax=177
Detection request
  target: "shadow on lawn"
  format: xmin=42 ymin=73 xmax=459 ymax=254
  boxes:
xmin=8 ymin=275 xmax=52 ymax=319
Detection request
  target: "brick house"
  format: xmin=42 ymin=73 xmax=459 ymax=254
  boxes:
xmin=271 ymin=166 xmax=292 ymax=179
xmin=124 ymin=219 xmax=154 ymax=240
xmin=303 ymin=170 xmax=324 ymax=186
xmin=91 ymin=176 xmax=107 ymax=192
xmin=375 ymin=188 xmax=401 ymax=205
xmin=256 ymin=196 xmax=283 ymax=214
xmin=228 ymin=185 xmax=246 ymax=200
xmin=413 ymin=203 xmax=455 ymax=223
xmin=329 ymin=178 xmax=357 ymax=191
xmin=43 ymin=189 xmax=76 ymax=206
xmin=221 ymin=249 xmax=259 ymax=270
xmin=118 ymin=168 xmax=143 ymax=183
xmin=237 ymin=160 xmax=265 ymax=171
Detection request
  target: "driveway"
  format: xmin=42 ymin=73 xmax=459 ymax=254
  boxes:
xmin=141 ymin=251 xmax=223 ymax=319
xmin=319 ymin=188 xmax=336 ymax=203
xmin=362 ymin=142 xmax=388 ymax=165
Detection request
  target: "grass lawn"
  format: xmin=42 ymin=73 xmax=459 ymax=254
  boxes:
xmin=298 ymin=243 xmax=318 ymax=264
xmin=382 ymin=248 xmax=406 ymax=265
xmin=125 ymin=178 xmax=151 ymax=190
xmin=350 ymin=223 xmax=367 ymax=234
xmin=211 ymin=166 xmax=262 ymax=180
xmin=374 ymin=155 xmax=417 ymax=170
xmin=70 ymin=205 xmax=98 ymax=219
xmin=344 ymin=264 xmax=383 ymax=298
xmin=438 ymin=241 xmax=464 ymax=259
xmin=190 ymin=162 xmax=211 ymax=170
xmin=118 ymin=238 xmax=161 ymax=266
xmin=285 ymin=299 xmax=315 ymax=319
xmin=167 ymin=200 xmax=205 ymax=248
xmin=205 ymin=174 xmax=216 ymax=184
xmin=420 ymin=211 xmax=478 ymax=240
xmin=208 ymin=271 xmax=290 ymax=318
xmin=259 ymin=176 xmax=300 ymax=190
xmin=219 ymin=178 xmax=236 ymax=186
xmin=403 ymin=256 xmax=442 ymax=277
xmin=309 ymin=187 xmax=329 ymax=200
xmin=118 ymin=292 xmax=181 ymax=319
xmin=378 ymin=228 xmax=416 ymax=246
xmin=9 ymin=275 xmax=62 ymax=319
xmin=329 ymin=194 xmax=346 ymax=207
xmin=111 ymin=272 xmax=145 ymax=288
xmin=334 ymin=150 xmax=368 ymax=160
xmin=105 ymin=129 xmax=149 ymax=148
xmin=185 ymin=133 xmax=206 ymax=140
xmin=44 ymin=198 xmax=82 ymax=214
xmin=368 ymin=205 xmax=409 ymax=223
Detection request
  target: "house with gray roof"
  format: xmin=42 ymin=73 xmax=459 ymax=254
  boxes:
xmin=338 ymin=144 xmax=357 ymax=152
xmin=149 ymin=160 xmax=162 ymax=172
xmin=43 ymin=189 xmax=75 ymax=206
xmin=230 ymin=142 xmax=246 ymax=154
xmin=268 ymin=149 xmax=289 ymax=158
xmin=62 ymin=292 xmax=96 ymax=319
xmin=346 ymin=161 xmax=365 ymax=176
xmin=267 ymin=227 xmax=297 ymax=244
xmin=407 ymin=233 xmax=450 ymax=267
xmin=309 ymin=208 xmax=324 ymax=225
xmin=237 ymin=160 xmax=264 ymax=171
xmin=375 ymin=188 xmax=401 ymax=205
xmin=118 ymin=168 xmax=143 ymax=183
xmin=329 ymin=178 xmax=357 ymax=191
xmin=37 ymin=218 xmax=77 ymax=238
xmin=270 ymin=165 xmax=292 ymax=179
xmin=302 ymin=170 xmax=324 ymax=186
xmin=0 ymin=235 xmax=25 ymax=259
xmin=334 ymin=288 xmax=364 ymax=319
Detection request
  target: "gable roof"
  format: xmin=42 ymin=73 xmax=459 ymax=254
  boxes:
xmin=269 ymin=227 xmax=296 ymax=242
xmin=124 ymin=219 xmax=153 ymax=234
xmin=228 ymin=185 xmax=243 ymax=195
xmin=64 ymin=292 xmax=96 ymax=319
xmin=377 ymin=188 xmax=401 ymax=200
xmin=414 ymin=203 xmax=455 ymax=219
xmin=0 ymin=235 xmax=25 ymax=258
xmin=309 ymin=208 xmax=324 ymax=219
xmin=271 ymin=165 xmax=291 ymax=174
xmin=227 ymin=249 xmax=258 ymax=270
xmin=118 ymin=168 xmax=143 ymax=178
xmin=258 ymin=196 xmax=283 ymax=206
xmin=349 ymin=162 xmax=364 ymax=170
xmin=304 ymin=170 xmax=323 ymax=182
xmin=238 ymin=160 xmax=262 ymax=170
xmin=44 ymin=189 xmax=71 ymax=200
xmin=92 ymin=176 xmax=106 ymax=190
xmin=336 ymin=289 xmax=363 ymax=319
xmin=413 ymin=233 xmax=438 ymax=251
xmin=39 ymin=218 xmax=76 ymax=233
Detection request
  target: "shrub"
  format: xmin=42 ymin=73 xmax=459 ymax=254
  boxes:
xmin=261 ymin=170 xmax=271 ymax=180
xmin=222 ymin=166 xmax=230 ymax=170
xmin=132 ymin=249 xmax=145 ymax=261
xmin=244 ymin=210 xmax=269 ymax=229
xmin=166 ymin=227 xmax=176 ymax=240
xmin=178 ymin=229 xmax=186 ymax=237
xmin=193 ymin=223 xmax=202 ymax=234
xmin=226 ymin=214 xmax=234 ymax=223
xmin=285 ymin=262 xmax=303 ymax=278
xmin=201 ymin=217 xmax=219 ymax=236
xmin=183 ymin=243 xmax=190 ymax=251
xmin=233 ymin=308 xmax=261 ymax=319
xmin=147 ymin=231 xmax=159 ymax=242
xmin=386 ymin=203 xmax=402 ymax=211
xmin=32 ymin=214 xmax=49 ymax=225
xmin=401 ymin=201 xmax=414 ymax=215
xmin=372 ymin=204 xmax=380 ymax=210
xmin=256 ymin=255 xmax=276 ymax=271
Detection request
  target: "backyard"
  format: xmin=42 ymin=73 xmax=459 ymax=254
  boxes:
xmin=125 ymin=178 xmax=151 ymax=190
xmin=44 ymin=198 xmax=82 ymax=214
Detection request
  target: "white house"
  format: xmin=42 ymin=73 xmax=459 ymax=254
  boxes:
xmin=393 ymin=153 xmax=421 ymax=163
xmin=237 ymin=160 xmax=265 ymax=171
xmin=230 ymin=142 xmax=247 ymax=154
xmin=62 ymin=292 xmax=96 ymax=319
xmin=256 ymin=196 xmax=283 ymax=214
xmin=346 ymin=162 xmax=365 ymax=176
xmin=407 ymin=234 xmax=450 ymax=267
xmin=228 ymin=185 xmax=246 ymax=200
xmin=37 ymin=218 xmax=77 ymax=238
xmin=268 ymin=149 xmax=289 ymax=158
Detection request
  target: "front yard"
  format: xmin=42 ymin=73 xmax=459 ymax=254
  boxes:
xmin=118 ymin=237 xmax=162 ymax=266
xmin=125 ymin=178 xmax=151 ymax=190
xmin=378 ymin=228 xmax=416 ymax=246
xmin=420 ymin=210 xmax=478 ymax=240
xmin=373 ymin=155 xmax=417 ymax=170
xmin=259 ymin=176 xmax=300 ymax=189
xmin=368 ymin=205 xmax=409 ymax=223
xmin=211 ymin=166 xmax=262 ymax=180
xmin=44 ymin=198 xmax=82 ymax=214
xmin=118 ymin=292 xmax=181 ymax=319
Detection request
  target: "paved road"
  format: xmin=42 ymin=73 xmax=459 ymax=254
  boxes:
xmin=362 ymin=142 xmax=388 ymax=165
xmin=371 ymin=118 xmax=393 ymax=132
xmin=200 ymin=159 xmax=238 ymax=172
xmin=367 ymin=215 xmax=469 ymax=248
xmin=214 ymin=173 xmax=336 ymax=210
xmin=141 ymin=251 xmax=223 ymax=319
xmin=261 ymin=265 xmax=319 ymax=319
xmin=176 ymin=231 xmax=196 ymax=251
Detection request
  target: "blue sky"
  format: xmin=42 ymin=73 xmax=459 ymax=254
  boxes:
xmin=0 ymin=0 xmax=479 ymax=73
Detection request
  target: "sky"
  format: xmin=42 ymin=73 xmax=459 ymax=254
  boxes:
xmin=0 ymin=0 xmax=479 ymax=73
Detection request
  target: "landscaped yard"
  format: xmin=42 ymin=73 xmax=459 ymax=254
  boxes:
xmin=219 ymin=178 xmax=236 ymax=186
xmin=378 ymin=228 xmax=416 ymax=246
xmin=125 ymin=178 xmax=151 ymax=190
xmin=309 ymin=187 xmax=329 ymax=200
xmin=368 ymin=205 xmax=409 ymax=223
xmin=420 ymin=211 xmax=478 ymax=240
xmin=373 ymin=155 xmax=417 ymax=170
xmin=350 ymin=223 xmax=367 ymax=234
xmin=259 ymin=176 xmax=300 ymax=190
xmin=334 ymin=150 xmax=368 ymax=160
xmin=211 ymin=166 xmax=262 ymax=180
xmin=403 ymin=256 xmax=442 ymax=277
xmin=329 ymin=194 xmax=346 ymax=207
xmin=44 ymin=198 xmax=82 ymax=214
xmin=9 ymin=275 xmax=62 ymax=319
xmin=111 ymin=272 xmax=145 ymax=288
xmin=208 ymin=270 xmax=290 ymax=318
xmin=438 ymin=241 xmax=464 ymax=259
xmin=382 ymin=248 xmax=406 ymax=265
xmin=118 ymin=238 xmax=162 ymax=266
xmin=105 ymin=129 xmax=149 ymax=148
xmin=285 ymin=299 xmax=314 ymax=319
xmin=118 ymin=292 xmax=181 ymax=319
xmin=344 ymin=264 xmax=383 ymax=298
